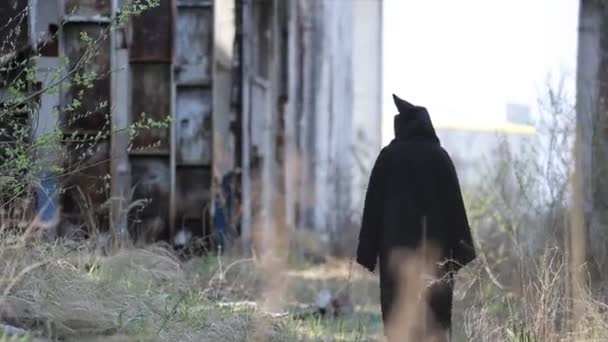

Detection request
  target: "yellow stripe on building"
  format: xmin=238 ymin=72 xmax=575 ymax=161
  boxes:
xmin=435 ymin=122 xmax=537 ymax=135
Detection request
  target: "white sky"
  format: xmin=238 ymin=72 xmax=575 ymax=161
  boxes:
xmin=382 ymin=0 xmax=579 ymax=145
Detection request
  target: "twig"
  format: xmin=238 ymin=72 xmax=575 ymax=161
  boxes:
xmin=156 ymin=292 xmax=187 ymax=335
xmin=477 ymin=242 xmax=508 ymax=291
xmin=207 ymin=258 xmax=255 ymax=288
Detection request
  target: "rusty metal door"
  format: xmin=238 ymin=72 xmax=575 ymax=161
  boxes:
xmin=127 ymin=0 xmax=173 ymax=242
xmin=59 ymin=0 xmax=112 ymax=226
xmin=126 ymin=0 xmax=214 ymax=243
xmin=10 ymin=0 xmax=217 ymax=242
xmin=172 ymin=0 xmax=214 ymax=242
xmin=240 ymin=0 xmax=275 ymax=246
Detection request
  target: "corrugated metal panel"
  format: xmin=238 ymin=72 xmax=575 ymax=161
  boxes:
xmin=131 ymin=64 xmax=171 ymax=152
xmin=130 ymin=0 xmax=172 ymax=62
xmin=176 ymin=88 xmax=212 ymax=165
xmin=62 ymin=23 xmax=111 ymax=132
xmin=0 ymin=0 xmax=29 ymax=55
xmin=65 ymin=0 xmax=111 ymax=17
xmin=175 ymin=7 xmax=212 ymax=85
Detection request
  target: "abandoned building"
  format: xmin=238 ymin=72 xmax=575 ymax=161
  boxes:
xmin=0 ymin=0 xmax=383 ymax=250
xmin=435 ymin=104 xmax=537 ymax=190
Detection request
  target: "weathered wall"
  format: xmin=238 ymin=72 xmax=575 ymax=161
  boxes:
xmin=213 ymin=0 xmax=236 ymax=179
xmin=351 ymin=0 xmax=383 ymax=214
xmin=240 ymin=0 xmax=278 ymax=250
xmin=4 ymin=0 xmax=383 ymax=249
xmin=285 ymin=0 xmax=372 ymax=237
xmin=574 ymin=0 xmax=608 ymax=284
xmin=8 ymin=0 xmax=219 ymax=244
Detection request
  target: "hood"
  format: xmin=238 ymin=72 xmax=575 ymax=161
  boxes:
xmin=392 ymin=94 xmax=439 ymax=144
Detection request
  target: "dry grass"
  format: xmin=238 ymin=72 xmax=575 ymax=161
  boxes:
xmin=383 ymin=244 xmax=448 ymax=342
xmin=1 ymin=228 xmax=608 ymax=341
xmin=452 ymin=249 xmax=608 ymax=342
xmin=0 ymin=231 xmax=382 ymax=342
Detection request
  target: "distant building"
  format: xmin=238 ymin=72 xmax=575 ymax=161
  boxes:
xmin=436 ymin=121 xmax=537 ymax=191
xmin=506 ymin=103 xmax=532 ymax=126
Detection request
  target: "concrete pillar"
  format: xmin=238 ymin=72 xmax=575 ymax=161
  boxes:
xmin=213 ymin=0 xmax=236 ymax=179
xmin=352 ymin=0 xmax=383 ymax=213
xmin=110 ymin=0 xmax=131 ymax=242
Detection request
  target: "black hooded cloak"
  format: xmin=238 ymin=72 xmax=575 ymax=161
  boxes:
xmin=356 ymin=95 xmax=476 ymax=332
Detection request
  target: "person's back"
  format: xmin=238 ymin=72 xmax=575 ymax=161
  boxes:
xmin=356 ymin=95 xmax=476 ymax=341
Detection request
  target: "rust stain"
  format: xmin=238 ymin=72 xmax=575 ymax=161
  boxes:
xmin=176 ymin=88 xmax=212 ymax=165
xmin=130 ymin=64 xmax=171 ymax=151
xmin=175 ymin=7 xmax=212 ymax=84
xmin=61 ymin=138 xmax=110 ymax=219
xmin=62 ymin=23 xmax=111 ymax=132
xmin=0 ymin=0 xmax=29 ymax=55
xmin=65 ymin=0 xmax=111 ymax=17
xmin=130 ymin=0 xmax=173 ymax=62
xmin=176 ymin=168 xmax=211 ymax=220
xmin=130 ymin=157 xmax=170 ymax=239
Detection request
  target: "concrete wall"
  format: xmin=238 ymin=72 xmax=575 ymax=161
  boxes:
xmin=284 ymin=0 xmax=382 ymax=237
xmin=352 ymin=0 xmax=383 ymax=213
xmin=285 ymin=0 xmax=354 ymax=237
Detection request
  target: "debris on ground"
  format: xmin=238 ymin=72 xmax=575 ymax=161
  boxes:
xmin=292 ymin=288 xmax=354 ymax=320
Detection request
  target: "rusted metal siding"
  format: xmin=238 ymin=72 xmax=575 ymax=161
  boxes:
xmin=130 ymin=0 xmax=173 ymax=62
xmin=176 ymin=88 xmax=212 ymax=165
xmin=130 ymin=157 xmax=170 ymax=240
xmin=0 ymin=0 xmax=225 ymax=245
xmin=62 ymin=23 xmax=111 ymax=132
xmin=33 ymin=0 xmax=61 ymax=57
xmin=176 ymin=168 xmax=211 ymax=220
xmin=175 ymin=7 xmax=213 ymax=85
xmin=131 ymin=158 xmax=169 ymax=214
xmin=62 ymin=138 xmax=110 ymax=219
xmin=175 ymin=167 xmax=212 ymax=246
xmin=126 ymin=0 xmax=173 ymax=239
xmin=0 ymin=0 xmax=29 ymax=55
xmin=130 ymin=64 xmax=171 ymax=152
xmin=59 ymin=0 xmax=112 ymax=227
xmin=178 ymin=0 xmax=213 ymax=6
xmin=164 ymin=0 xmax=214 ymax=243
xmin=65 ymin=0 xmax=111 ymax=17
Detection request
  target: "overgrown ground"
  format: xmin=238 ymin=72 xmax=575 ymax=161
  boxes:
xmin=2 ymin=229 xmax=608 ymax=342
xmin=0 ymin=232 xmax=386 ymax=342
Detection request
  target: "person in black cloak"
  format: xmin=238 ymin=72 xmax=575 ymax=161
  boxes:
xmin=356 ymin=95 xmax=476 ymax=340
